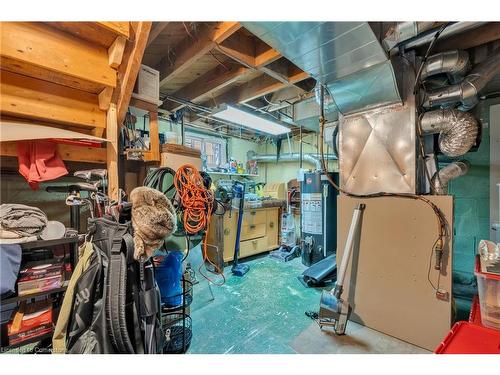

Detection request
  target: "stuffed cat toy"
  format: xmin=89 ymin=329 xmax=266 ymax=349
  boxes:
xmin=130 ymin=186 xmax=177 ymax=260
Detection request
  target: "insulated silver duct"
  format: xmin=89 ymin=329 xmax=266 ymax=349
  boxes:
xmin=248 ymin=153 xmax=337 ymax=171
xmin=423 ymin=48 xmax=500 ymax=110
xmin=420 ymin=109 xmax=478 ymax=157
xmin=383 ymin=22 xmax=444 ymax=51
xmin=431 ymin=161 xmax=470 ymax=195
xmin=420 ymin=50 xmax=470 ymax=84
xmin=402 ymin=22 xmax=487 ymax=50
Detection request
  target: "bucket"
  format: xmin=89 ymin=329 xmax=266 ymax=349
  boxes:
xmin=153 ymin=250 xmax=184 ymax=308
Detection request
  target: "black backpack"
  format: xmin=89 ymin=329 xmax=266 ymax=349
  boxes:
xmin=65 ymin=217 xmax=163 ymax=354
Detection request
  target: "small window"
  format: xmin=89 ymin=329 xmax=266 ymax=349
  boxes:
xmin=185 ymin=132 xmax=227 ymax=169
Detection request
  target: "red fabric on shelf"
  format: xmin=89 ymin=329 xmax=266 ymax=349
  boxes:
xmin=17 ymin=140 xmax=68 ymax=190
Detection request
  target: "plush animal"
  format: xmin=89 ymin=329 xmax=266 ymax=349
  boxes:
xmin=130 ymin=186 xmax=177 ymax=260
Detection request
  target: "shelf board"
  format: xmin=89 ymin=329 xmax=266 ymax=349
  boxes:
xmin=207 ymin=171 xmax=259 ymax=177
xmin=20 ymin=237 xmax=78 ymax=250
xmin=1 ymin=286 xmax=67 ymax=307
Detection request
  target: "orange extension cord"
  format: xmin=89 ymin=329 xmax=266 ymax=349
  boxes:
xmin=174 ymin=164 xmax=225 ymax=285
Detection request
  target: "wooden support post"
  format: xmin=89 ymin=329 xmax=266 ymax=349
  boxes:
xmin=98 ymin=87 xmax=113 ymax=111
xmin=149 ymin=110 xmax=160 ymax=162
xmin=106 ymin=103 xmax=119 ymax=201
xmin=108 ymin=36 xmax=127 ymax=68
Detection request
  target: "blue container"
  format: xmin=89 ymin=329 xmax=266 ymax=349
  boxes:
xmin=153 ymin=250 xmax=184 ymax=308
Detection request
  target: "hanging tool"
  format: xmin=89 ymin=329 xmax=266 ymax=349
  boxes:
xmin=231 ymin=181 xmax=250 ymax=276
xmin=318 ymin=203 xmax=365 ymax=335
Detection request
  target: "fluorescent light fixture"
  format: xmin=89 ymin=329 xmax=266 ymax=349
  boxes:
xmin=211 ymin=105 xmax=291 ymax=136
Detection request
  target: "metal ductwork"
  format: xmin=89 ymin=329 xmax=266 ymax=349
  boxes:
xmin=431 ymin=161 xmax=470 ymax=195
xmin=398 ymin=22 xmax=488 ymax=50
xmin=423 ymin=48 xmax=500 ymax=111
xmin=247 ymin=152 xmax=337 ymax=171
xmin=420 ymin=50 xmax=470 ymax=84
xmin=242 ymin=22 xmax=402 ymax=115
xmin=383 ymin=22 xmax=443 ymax=51
xmin=420 ymin=109 xmax=479 ymax=157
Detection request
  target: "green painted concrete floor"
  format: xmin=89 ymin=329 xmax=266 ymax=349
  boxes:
xmin=188 ymin=255 xmax=428 ymax=354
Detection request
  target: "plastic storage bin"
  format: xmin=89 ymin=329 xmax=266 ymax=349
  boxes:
xmin=475 ymin=256 xmax=500 ymax=330
xmin=435 ymin=321 xmax=500 ymax=354
xmin=468 ymin=295 xmax=482 ymax=326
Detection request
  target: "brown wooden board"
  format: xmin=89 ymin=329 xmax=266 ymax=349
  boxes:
xmin=1 ymin=70 xmax=106 ymax=130
xmin=1 ymin=22 xmax=116 ymax=93
xmin=336 ymin=195 xmax=453 ymax=351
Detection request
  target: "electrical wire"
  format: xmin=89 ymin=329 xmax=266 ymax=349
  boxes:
xmin=317 ymin=85 xmax=449 ymax=293
xmin=174 ymin=164 xmax=225 ymax=285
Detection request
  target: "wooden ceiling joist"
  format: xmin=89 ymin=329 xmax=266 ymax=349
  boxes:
xmin=147 ymin=22 xmax=170 ymax=47
xmin=156 ymin=22 xmax=241 ymax=87
xmin=1 ymin=22 xmax=117 ymax=94
xmin=47 ymin=22 xmax=130 ymax=48
xmin=216 ymin=31 xmax=282 ymax=69
xmin=162 ymin=64 xmax=251 ymax=112
xmin=204 ymin=65 xmax=310 ymax=107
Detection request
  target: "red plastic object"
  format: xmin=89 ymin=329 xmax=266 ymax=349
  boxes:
xmin=469 ymin=295 xmax=483 ymax=326
xmin=435 ymin=321 xmax=500 ymax=354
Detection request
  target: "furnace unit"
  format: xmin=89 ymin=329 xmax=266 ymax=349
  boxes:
xmin=300 ymin=172 xmax=339 ymax=266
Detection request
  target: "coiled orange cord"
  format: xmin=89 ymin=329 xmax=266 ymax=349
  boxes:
xmin=174 ymin=164 xmax=225 ymax=285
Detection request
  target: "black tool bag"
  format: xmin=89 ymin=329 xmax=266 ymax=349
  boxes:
xmin=65 ymin=217 xmax=163 ymax=354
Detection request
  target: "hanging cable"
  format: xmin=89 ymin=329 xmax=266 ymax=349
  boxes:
xmin=317 ymin=85 xmax=449 ymax=292
xmin=174 ymin=164 xmax=225 ymax=285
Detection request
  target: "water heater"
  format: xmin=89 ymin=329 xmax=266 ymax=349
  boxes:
xmin=300 ymin=172 xmax=339 ymax=266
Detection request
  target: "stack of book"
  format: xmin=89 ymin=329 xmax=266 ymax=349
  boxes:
xmin=17 ymin=263 xmax=63 ymax=297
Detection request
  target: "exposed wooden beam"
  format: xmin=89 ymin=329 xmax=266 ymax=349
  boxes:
xmin=147 ymin=22 xmax=170 ymax=47
xmin=98 ymin=22 xmax=130 ymax=38
xmin=1 ymin=22 xmax=117 ymax=93
xmin=108 ymin=36 xmax=127 ymax=68
xmin=98 ymin=87 xmax=113 ymax=111
xmin=204 ymin=66 xmax=310 ymax=107
xmin=106 ymin=103 xmax=119 ymax=200
xmin=216 ymin=32 xmax=256 ymax=68
xmin=157 ymin=22 xmax=241 ymax=87
xmin=47 ymin=22 xmax=130 ymax=48
xmin=1 ymin=70 xmax=106 ymax=130
xmin=162 ymin=65 xmax=251 ymax=112
xmin=255 ymin=47 xmax=282 ymax=68
xmin=113 ymin=21 xmax=152 ymax=127
xmin=149 ymin=110 xmax=160 ymax=162
xmin=0 ymin=141 xmax=107 ymax=164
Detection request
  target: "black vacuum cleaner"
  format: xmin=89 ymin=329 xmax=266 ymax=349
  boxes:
xmin=231 ymin=181 xmax=250 ymax=276
xmin=299 ymin=254 xmax=337 ymax=287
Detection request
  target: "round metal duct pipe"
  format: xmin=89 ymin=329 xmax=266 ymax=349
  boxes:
xmin=423 ymin=48 xmax=500 ymax=111
xmin=247 ymin=152 xmax=337 ymax=171
xmin=420 ymin=109 xmax=478 ymax=157
xmin=420 ymin=50 xmax=470 ymax=84
xmin=431 ymin=161 xmax=470 ymax=195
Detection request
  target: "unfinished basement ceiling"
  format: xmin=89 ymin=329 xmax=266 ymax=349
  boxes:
xmin=143 ymin=22 xmax=314 ymax=137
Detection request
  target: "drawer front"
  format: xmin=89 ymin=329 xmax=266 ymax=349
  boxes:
xmin=239 ymin=236 xmax=268 ymax=258
xmin=240 ymin=223 xmax=266 ymax=241
xmin=242 ymin=209 xmax=267 ymax=226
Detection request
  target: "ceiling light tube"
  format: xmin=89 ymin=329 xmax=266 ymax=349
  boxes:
xmin=211 ymin=104 xmax=291 ymax=136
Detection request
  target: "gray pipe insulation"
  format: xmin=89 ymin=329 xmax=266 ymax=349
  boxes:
xmin=248 ymin=152 xmax=337 ymax=170
xmin=431 ymin=161 xmax=470 ymax=195
xmin=420 ymin=109 xmax=478 ymax=157
xmin=423 ymin=48 xmax=500 ymax=111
